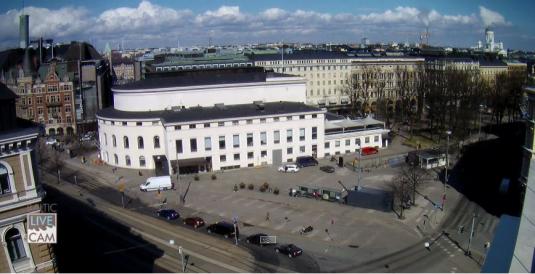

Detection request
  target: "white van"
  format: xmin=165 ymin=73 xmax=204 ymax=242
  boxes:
xmin=140 ymin=176 xmax=173 ymax=192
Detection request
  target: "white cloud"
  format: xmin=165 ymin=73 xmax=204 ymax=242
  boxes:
xmin=479 ymin=6 xmax=511 ymax=27
xmin=0 ymin=1 xmax=518 ymax=50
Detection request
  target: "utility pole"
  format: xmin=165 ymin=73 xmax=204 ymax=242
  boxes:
xmin=466 ymin=212 xmax=477 ymax=256
xmin=478 ymin=104 xmax=484 ymax=141
xmin=356 ymin=149 xmax=362 ymax=191
xmin=443 ymin=130 xmax=451 ymax=211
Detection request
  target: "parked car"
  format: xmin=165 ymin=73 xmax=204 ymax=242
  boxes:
xmin=296 ymin=156 xmax=318 ymax=168
xmin=361 ymin=147 xmax=378 ymax=156
xmin=278 ymin=164 xmax=300 ymax=173
xmin=45 ymin=138 xmax=58 ymax=145
xmin=246 ymin=233 xmax=276 ymax=246
xmin=319 ymin=165 xmax=335 ymax=173
xmin=157 ymin=209 xmax=179 ymax=220
xmin=140 ymin=176 xmax=174 ymax=192
xmin=275 ymin=244 xmax=303 ymax=258
xmin=183 ymin=217 xmax=205 ymax=228
xmin=206 ymin=222 xmax=238 ymax=239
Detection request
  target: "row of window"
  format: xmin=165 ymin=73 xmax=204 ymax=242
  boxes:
xmin=111 ymin=154 xmax=146 ymax=167
xmin=175 ymin=128 xmax=317 ymax=153
xmin=105 ymin=135 xmax=161 ymax=149
xmin=324 ymin=135 xmax=379 ymax=149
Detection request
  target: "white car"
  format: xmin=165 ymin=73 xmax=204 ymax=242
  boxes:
xmin=278 ymin=164 xmax=300 ymax=173
xmin=45 ymin=138 xmax=58 ymax=145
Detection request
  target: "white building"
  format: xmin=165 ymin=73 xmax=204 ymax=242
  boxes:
xmin=97 ymin=69 xmax=389 ymax=173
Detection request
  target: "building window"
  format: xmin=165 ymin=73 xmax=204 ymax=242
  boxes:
xmin=176 ymin=140 xmax=183 ymax=154
xmin=287 ymin=116 xmax=293 ymax=121
xmin=205 ymin=137 xmax=211 ymax=151
xmin=300 ymin=146 xmax=305 ymax=153
xmin=345 ymin=139 xmax=350 ymax=146
xmin=189 ymin=124 xmax=196 ymax=129
xmin=233 ymin=134 xmax=240 ymax=148
xmin=247 ymin=152 xmax=253 ymax=159
xmin=5 ymin=228 xmax=27 ymax=262
xmin=325 ymin=142 xmax=330 ymax=148
xmin=220 ymin=155 xmax=226 ymax=162
xmin=136 ymin=122 xmax=142 ymax=126
xmin=218 ymin=122 xmax=224 ymax=127
xmin=234 ymin=153 xmax=240 ymax=161
xmin=274 ymin=117 xmax=280 ymax=122
xmin=104 ymin=133 xmax=108 ymax=146
xmin=112 ymin=135 xmax=117 ymax=147
xmin=287 ymin=129 xmax=293 ymax=143
xmin=125 ymin=156 xmax=131 ymax=166
xmin=261 ymin=151 xmax=267 ymax=158
xmin=246 ymin=119 xmax=252 ymax=124
xmin=355 ymin=138 xmax=361 ymax=146
xmin=365 ymin=137 xmax=370 ymax=144
xmin=232 ymin=120 xmax=239 ymax=125
xmin=260 ymin=118 xmax=266 ymax=124
xmin=335 ymin=141 xmax=340 ymax=147
xmin=154 ymin=136 xmax=160 ymax=149
xmin=260 ymin=132 xmax=267 ymax=145
xmin=219 ymin=136 xmax=226 ymax=149
xmin=299 ymin=115 xmax=305 ymax=120
xmin=312 ymin=127 xmax=317 ymax=140
xmin=312 ymin=114 xmax=317 ymax=118
xmin=175 ymin=125 xmax=181 ymax=130
xmin=114 ymin=154 xmax=118 ymax=164
xmin=190 ymin=138 xmax=197 ymax=152
xmin=374 ymin=135 xmax=379 ymax=142
xmin=123 ymin=136 xmax=129 ymax=149
xmin=0 ymin=163 xmax=12 ymax=195
xmin=137 ymin=136 xmax=144 ymax=149
xmin=274 ymin=131 xmax=280 ymax=144
xmin=204 ymin=123 xmax=210 ymax=128
xmin=287 ymin=147 xmax=293 ymax=154
xmin=139 ymin=156 xmax=146 ymax=167
xmin=247 ymin=133 xmax=253 ymax=147
xmin=299 ymin=128 xmax=305 ymax=141
xmin=122 ymin=122 xmax=127 ymax=126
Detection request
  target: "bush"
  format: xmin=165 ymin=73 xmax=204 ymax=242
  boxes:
xmin=273 ymin=188 xmax=279 ymax=195
xmin=211 ymin=174 xmax=217 ymax=180
xmin=248 ymin=183 xmax=254 ymax=190
xmin=194 ymin=175 xmax=200 ymax=181
xmin=259 ymin=185 xmax=267 ymax=192
xmin=262 ymin=182 xmax=269 ymax=189
xmin=239 ymin=182 xmax=246 ymax=189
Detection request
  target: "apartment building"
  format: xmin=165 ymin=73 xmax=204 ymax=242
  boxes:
xmin=0 ymin=83 xmax=56 ymax=273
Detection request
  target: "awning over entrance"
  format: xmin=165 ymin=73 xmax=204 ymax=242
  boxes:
xmin=172 ymin=157 xmax=212 ymax=174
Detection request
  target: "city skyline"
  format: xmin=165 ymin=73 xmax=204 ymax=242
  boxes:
xmin=0 ymin=0 xmax=533 ymax=51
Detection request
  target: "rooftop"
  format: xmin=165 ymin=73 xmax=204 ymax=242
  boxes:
xmin=97 ymin=101 xmax=323 ymax=124
xmin=114 ymin=67 xmax=297 ymax=90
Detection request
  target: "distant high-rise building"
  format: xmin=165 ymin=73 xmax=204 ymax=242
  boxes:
xmin=19 ymin=14 xmax=29 ymax=49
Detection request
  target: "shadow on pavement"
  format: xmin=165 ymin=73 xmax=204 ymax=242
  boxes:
xmin=447 ymin=122 xmax=525 ymax=217
xmin=44 ymin=186 xmax=167 ymax=272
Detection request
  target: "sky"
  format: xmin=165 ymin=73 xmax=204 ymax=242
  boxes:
xmin=0 ymin=0 xmax=533 ymax=51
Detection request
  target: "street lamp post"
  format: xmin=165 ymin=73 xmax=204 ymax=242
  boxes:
xmin=356 ymin=148 xmax=362 ymax=191
xmin=169 ymin=240 xmax=185 ymax=272
xmin=478 ymin=104 xmax=484 ymax=141
xmin=443 ymin=130 xmax=452 ymax=211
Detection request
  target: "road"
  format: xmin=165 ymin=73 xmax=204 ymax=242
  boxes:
xmin=42 ymin=167 xmax=319 ymax=272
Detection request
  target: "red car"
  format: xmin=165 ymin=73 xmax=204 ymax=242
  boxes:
xmin=361 ymin=147 xmax=378 ymax=156
xmin=183 ymin=217 xmax=205 ymax=228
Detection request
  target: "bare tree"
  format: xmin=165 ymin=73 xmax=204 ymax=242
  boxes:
xmin=343 ymin=65 xmax=378 ymax=116
xmin=389 ymin=174 xmax=411 ymax=219
xmin=398 ymin=165 xmax=428 ymax=205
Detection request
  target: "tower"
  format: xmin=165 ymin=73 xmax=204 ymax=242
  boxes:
xmin=19 ymin=14 xmax=29 ymax=48
xmin=485 ymin=27 xmax=495 ymax=51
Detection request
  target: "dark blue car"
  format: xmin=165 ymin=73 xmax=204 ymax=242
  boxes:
xmin=157 ymin=209 xmax=179 ymax=220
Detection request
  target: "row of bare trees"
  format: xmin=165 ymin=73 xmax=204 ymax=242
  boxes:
xmin=343 ymin=64 xmax=527 ymax=141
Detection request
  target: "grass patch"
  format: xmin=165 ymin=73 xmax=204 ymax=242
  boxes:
xmin=402 ymin=135 xmax=437 ymax=149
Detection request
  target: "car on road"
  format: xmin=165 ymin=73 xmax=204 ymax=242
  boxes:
xmin=183 ymin=217 xmax=205 ymax=228
xmin=206 ymin=222 xmax=238 ymax=239
xmin=156 ymin=209 xmax=179 ymax=220
xmin=319 ymin=165 xmax=335 ymax=173
xmin=296 ymin=156 xmax=318 ymax=168
xmin=278 ymin=164 xmax=300 ymax=173
xmin=45 ymin=138 xmax=58 ymax=145
xmin=361 ymin=147 xmax=379 ymax=156
xmin=246 ymin=233 xmax=276 ymax=246
xmin=275 ymin=244 xmax=303 ymax=258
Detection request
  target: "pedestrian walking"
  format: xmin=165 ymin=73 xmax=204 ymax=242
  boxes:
xmin=265 ymin=212 xmax=270 ymax=221
xmin=331 ymin=218 xmax=335 ymax=225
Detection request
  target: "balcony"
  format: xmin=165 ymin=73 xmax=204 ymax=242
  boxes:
xmin=46 ymin=101 xmax=62 ymax=107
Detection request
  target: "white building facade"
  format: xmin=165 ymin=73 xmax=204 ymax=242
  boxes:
xmin=97 ymin=69 xmax=389 ymax=173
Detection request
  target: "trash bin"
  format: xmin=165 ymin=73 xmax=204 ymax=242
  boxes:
xmin=338 ymin=156 xmax=344 ymax=167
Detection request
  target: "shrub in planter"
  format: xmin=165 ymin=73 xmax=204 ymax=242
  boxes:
xmin=211 ymin=174 xmax=217 ymax=180
xmin=239 ymin=182 xmax=246 ymax=189
xmin=273 ymin=188 xmax=280 ymax=195
xmin=194 ymin=175 xmax=200 ymax=181
xmin=248 ymin=183 xmax=254 ymax=190
xmin=259 ymin=185 xmax=267 ymax=192
xmin=262 ymin=182 xmax=269 ymax=190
